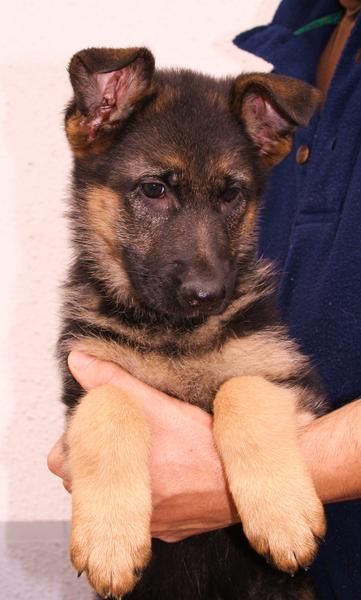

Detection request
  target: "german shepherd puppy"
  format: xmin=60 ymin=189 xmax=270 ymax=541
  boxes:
xmin=58 ymin=47 xmax=326 ymax=599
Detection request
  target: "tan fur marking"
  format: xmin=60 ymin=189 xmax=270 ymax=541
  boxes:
xmin=218 ymin=332 xmax=308 ymax=384
xmin=261 ymin=135 xmax=293 ymax=169
xmin=85 ymin=185 xmax=133 ymax=301
xmin=213 ymin=376 xmax=326 ymax=572
xmin=241 ymin=201 xmax=258 ymax=236
xmin=67 ymin=384 xmax=151 ymax=597
xmin=66 ymin=111 xmax=114 ymax=158
xmin=87 ymin=185 xmax=120 ymax=248
xmin=63 ymin=327 xmax=308 ymax=412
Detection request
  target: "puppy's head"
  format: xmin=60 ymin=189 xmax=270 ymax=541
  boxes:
xmin=65 ymin=48 xmax=319 ymax=321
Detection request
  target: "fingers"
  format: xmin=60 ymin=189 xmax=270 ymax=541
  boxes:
xmin=47 ymin=436 xmax=67 ymax=478
xmin=47 ymin=436 xmax=72 ymax=492
xmin=63 ymin=479 xmax=72 ymax=493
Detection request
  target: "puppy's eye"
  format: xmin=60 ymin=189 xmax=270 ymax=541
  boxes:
xmin=222 ymin=187 xmax=240 ymax=203
xmin=140 ymin=182 xmax=166 ymax=199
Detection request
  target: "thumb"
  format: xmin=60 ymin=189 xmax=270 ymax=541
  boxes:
xmin=68 ymin=351 xmax=203 ymax=440
xmin=67 ymin=351 xmax=168 ymax=405
xmin=67 ymin=351 xmax=183 ymax=417
xmin=68 ymin=351 xmax=132 ymax=391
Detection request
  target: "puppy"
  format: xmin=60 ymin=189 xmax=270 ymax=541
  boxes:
xmin=58 ymin=47 xmax=325 ymax=600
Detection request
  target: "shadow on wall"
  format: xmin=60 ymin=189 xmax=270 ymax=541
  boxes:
xmin=0 ymin=61 xmax=90 ymax=597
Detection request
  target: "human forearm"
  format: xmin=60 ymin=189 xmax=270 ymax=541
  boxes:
xmin=299 ymin=398 xmax=361 ymax=504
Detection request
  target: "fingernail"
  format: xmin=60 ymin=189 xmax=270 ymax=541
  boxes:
xmin=68 ymin=351 xmax=94 ymax=372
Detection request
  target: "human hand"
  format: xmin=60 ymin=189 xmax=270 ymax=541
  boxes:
xmin=48 ymin=435 xmax=71 ymax=492
xmin=48 ymin=351 xmax=238 ymax=541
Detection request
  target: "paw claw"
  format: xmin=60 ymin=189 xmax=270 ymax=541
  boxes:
xmin=313 ymin=533 xmax=325 ymax=544
xmin=133 ymin=567 xmax=143 ymax=579
xmin=263 ymin=550 xmax=272 ymax=566
xmin=239 ymin=490 xmax=326 ymax=574
xmin=292 ymin=552 xmax=300 ymax=572
xmin=70 ymin=526 xmax=151 ymax=597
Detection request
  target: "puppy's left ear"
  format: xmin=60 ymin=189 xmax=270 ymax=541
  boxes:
xmin=233 ymin=73 xmax=320 ymax=168
xmin=66 ymin=47 xmax=155 ymax=154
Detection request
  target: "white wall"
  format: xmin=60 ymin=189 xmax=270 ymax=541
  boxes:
xmin=0 ymin=0 xmax=278 ymax=524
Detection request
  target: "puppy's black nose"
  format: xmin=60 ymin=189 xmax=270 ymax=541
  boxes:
xmin=180 ymin=279 xmax=226 ymax=312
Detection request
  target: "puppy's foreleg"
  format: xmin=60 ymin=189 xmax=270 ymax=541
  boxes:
xmin=213 ymin=376 xmax=326 ymax=573
xmin=66 ymin=384 xmax=151 ymax=598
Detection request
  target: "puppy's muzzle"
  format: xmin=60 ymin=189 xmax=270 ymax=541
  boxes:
xmin=178 ymin=275 xmax=227 ymax=313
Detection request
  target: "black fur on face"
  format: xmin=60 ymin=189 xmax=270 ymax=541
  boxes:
xmin=66 ymin=48 xmax=319 ymax=324
xmin=108 ymin=72 xmax=265 ymax=319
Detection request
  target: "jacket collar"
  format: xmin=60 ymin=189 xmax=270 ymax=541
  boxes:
xmin=233 ymin=0 xmax=343 ymax=83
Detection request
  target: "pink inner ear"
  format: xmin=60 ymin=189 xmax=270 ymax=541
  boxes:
xmin=81 ymin=60 xmax=146 ymax=142
xmin=94 ymin=59 xmax=144 ymax=122
xmin=96 ymin=70 xmax=128 ymax=111
xmin=96 ymin=71 xmax=118 ymax=103
xmin=247 ymin=94 xmax=266 ymax=119
xmin=242 ymin=92 xmax=290 ymax=154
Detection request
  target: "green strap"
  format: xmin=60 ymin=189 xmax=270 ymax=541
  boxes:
xmin=294 ymin=10 xmax=343 ymax=36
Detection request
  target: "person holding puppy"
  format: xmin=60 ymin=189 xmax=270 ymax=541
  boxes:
xmin=49 ymin=0 xmax=361 ymax=597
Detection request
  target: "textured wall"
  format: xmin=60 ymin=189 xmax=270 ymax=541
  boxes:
xmin=0 ymin=0 xmax=278 ymax=594
xmin=0 ymin=0 xmax=277 ymax=600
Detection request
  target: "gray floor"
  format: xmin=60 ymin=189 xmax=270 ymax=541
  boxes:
xmin=0 ymin=521 xmax=92 ymax=599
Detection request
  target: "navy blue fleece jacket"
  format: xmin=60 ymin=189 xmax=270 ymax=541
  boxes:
xmin=234 ymin=2 xmax=361 ymax=598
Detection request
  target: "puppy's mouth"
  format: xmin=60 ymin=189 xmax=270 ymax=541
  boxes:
xmin=141 ymin=296 xmax=230 ymax=325
xmin=175 ymin=290 xmax=230 ymax=318
xmin=123 ymin=252 xmax=236 ymax=322
xmin=132 ymin=278 xmax=234 ymax=323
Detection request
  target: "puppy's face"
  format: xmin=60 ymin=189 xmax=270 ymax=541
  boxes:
xmin=66 ymin=48 xmax=319 ymax=321
xmin=96 ymin=73 xmax=262 ymax=320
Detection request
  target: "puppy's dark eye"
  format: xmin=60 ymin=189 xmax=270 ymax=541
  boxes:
xmin=140 ymin=182 xmax=166 ymax=199
xmin=222 ymin=187 xmax=240 ymax=203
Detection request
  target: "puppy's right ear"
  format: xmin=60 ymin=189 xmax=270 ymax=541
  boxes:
xmin=233 ymin=73 xmax=320 ymax=169
xmin=66 ymin=47 xmax=155 ymax=155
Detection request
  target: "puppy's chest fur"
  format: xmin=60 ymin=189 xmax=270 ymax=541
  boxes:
xmin=61 ymin=280 xmax=308 ymax=411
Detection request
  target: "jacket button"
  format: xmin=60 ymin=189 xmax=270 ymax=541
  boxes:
xmin=296 ymin=145 xmax=310 ymax=164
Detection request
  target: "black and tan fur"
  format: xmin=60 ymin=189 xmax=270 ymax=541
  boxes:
xmin=58 ymin=47 xmax=326 ymax=599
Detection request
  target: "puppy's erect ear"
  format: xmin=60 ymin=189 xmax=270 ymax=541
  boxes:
xmin=233 ymin=73 xmax=320 ymax=168
xmin=66 ymin=47 xmax=155 ymax=154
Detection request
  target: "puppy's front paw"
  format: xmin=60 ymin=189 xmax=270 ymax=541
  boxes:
xmin=236 ymin=479 xmax=326 ymax=573
xmin=70 ymin=502 xmax=151 ymax=598
xmin=213 ymin=376 xmax=327 ymax=574
xmin=65 ymin=385 xmax=152 ymax=597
